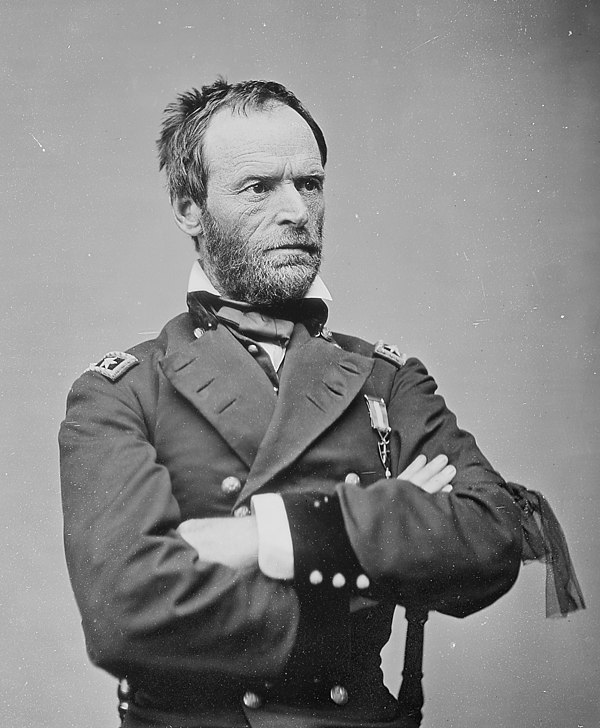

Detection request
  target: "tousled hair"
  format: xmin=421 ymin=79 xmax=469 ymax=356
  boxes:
xmin=157 ymin=78 xmax=327 ymax=205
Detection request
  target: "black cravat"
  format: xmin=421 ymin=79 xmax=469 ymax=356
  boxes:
xmin=186 ymin=291 xmax=329 ymax=341
xmin=216 ymin=305 xmax=295 ymax=345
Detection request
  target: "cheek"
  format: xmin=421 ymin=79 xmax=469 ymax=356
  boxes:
xmin=241 ymin=201 xmax=281 ymax=237
xmin=239 ymin=209 xmax=266 ymax=239
xmin=208 ymin=197 xmax=262 ymax=235
xmin=308 ymin=197 xmax=325 ymax=225
xmin=239 ymin=202 xmax=265 ymax=221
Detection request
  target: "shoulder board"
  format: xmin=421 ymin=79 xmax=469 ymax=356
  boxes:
xmin=373 ymin=340 xmax=407 ymax=368
xmin=86 ymin=351 xmax=139 ymax=382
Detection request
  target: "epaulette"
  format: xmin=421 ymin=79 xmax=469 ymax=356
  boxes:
xmin=86 ymin=351 xmax=139 ymax=382
xmin=373 ymin=340 xmax=407 ymax=368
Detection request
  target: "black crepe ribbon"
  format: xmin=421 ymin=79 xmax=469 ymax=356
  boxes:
xmin=502 ymin=482 xmax=585 ymax=617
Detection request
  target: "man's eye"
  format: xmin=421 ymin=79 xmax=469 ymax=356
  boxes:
xmin=249 ymin=182 xmax=267 ymax=194
xmin=299 ymin=178 xmax=322 ymax=192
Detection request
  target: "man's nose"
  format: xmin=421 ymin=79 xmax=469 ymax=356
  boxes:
xmin=275 ymin=183 xmax=309 ymax=228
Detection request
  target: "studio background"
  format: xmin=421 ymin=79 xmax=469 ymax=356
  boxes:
xmin=2 ymin=1 xmax=598 ymax=726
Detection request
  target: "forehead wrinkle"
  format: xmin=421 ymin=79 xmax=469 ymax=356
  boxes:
xmin=203 ymin=105 xmax=322 ymax=182
xmin=230 ymin=154 xmax=323 ymax=181
xmin=216 ymin=143 xmax=321 ymax=168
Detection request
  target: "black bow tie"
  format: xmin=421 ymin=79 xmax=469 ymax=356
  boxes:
xmin=186 ymin=291 xmax=329 ymax=342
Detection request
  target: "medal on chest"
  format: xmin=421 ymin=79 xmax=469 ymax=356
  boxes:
xmin=364 ymin=395 xmax=392 ymax=478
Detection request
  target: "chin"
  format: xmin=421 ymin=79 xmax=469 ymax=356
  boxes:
xmin=246 ymin=269 xmax=318 ymax=306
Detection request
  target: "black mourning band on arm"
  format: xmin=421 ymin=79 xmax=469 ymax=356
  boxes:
xmin=502 ymin=482 xmax=585 ymax=617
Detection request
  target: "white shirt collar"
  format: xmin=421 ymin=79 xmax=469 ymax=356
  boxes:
xmin=187 ymin=260 xmax=332 ymax=301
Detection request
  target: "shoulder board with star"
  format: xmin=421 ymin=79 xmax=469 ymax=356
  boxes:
xmin=373 ymin=340 xmax=407 ymax=368
xmin=86 ymin=351 xmax=139 ymax=382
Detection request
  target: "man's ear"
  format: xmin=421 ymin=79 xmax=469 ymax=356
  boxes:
xmin=172 ymin=197 xmax=205 ymax=238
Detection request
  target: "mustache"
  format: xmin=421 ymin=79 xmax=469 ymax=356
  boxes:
xmin=266 ymin=229 xmax=322 ymax=252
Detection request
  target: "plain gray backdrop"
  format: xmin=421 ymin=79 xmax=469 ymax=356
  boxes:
xmin=2 ymin=1 xmax=598 ymax=726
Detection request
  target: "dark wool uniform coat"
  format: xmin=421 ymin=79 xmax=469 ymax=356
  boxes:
xmin=59 ymin=312 xmax=522 ymax=728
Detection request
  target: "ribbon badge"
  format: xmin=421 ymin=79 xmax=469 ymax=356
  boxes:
xmin=364 ymin=395 xmax=392 ymax=478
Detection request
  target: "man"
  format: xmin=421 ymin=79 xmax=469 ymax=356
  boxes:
xmin=59 ymin=80 xmax=582 ymax=728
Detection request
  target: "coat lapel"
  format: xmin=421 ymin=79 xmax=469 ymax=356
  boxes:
xmin=237 ymin=325 xmax=374 ymax=502
xmin=160 ymin=322 xmax=277 ymax=469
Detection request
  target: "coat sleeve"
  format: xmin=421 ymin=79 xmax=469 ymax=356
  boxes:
xmin=59 ymin=364 xmax=301 ymax=688
xmin=281 ymin=357 xmax=523 ymax=618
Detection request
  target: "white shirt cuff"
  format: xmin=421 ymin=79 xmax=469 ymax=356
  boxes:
xmin=251 ymin=493 xmax=294 ymax=580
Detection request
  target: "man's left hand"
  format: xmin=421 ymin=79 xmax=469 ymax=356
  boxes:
xmin=177 ymin=516 xmax=259 ymax=570
xmin=398 ymin=454 xmax=455 ymax=493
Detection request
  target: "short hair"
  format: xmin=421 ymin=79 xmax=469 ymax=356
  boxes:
xmin=157 ymin=78 xmax=327 ymax=205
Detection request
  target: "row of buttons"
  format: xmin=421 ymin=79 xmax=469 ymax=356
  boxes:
xmin=220 ymin=476 xmax=250 ymax=517
xmin=308 ymin=570 xmax=370 ymax=590
xmin=307 ymin=474 xmax=370 ymax=593
xmin=242 ymin=684 xmax=349 ymax=710
xmin=223 ymin=471 xmax=361 ymax=500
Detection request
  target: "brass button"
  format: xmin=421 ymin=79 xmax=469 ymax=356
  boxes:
xmin=344 ymin=472 xmax=360 ymax=485
xmin=332 ymin=573 xmax=346 ymax=589
xmin=234 ymin=505 xmax=251 ymax=518
xmin=356 ymin=574 xmax=370 ymax=590
xmin=247 ymin=344 xmax=260 ymax=355
xmin=242 ymin=690 xmax=262 ymax=709
xmin=320 ymin=326 xmax=333 ymax=342
xmin=309 ymin=570 xmax=323 ymax=585
xmin=221 ymin=476 xmax=242 ymax=496
xmin=330 ymin=684 xmax=349 ymax=705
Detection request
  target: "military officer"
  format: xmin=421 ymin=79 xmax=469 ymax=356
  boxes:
xmin=60 ymin=79 xmax=580 ymax=728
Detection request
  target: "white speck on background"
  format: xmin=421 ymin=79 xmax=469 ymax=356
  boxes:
xmin=30 ymin=133 xmax=45 ymax=152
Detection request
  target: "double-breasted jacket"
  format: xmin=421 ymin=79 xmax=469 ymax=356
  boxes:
xmin=59 ymin=312 xmax=522 ymax=728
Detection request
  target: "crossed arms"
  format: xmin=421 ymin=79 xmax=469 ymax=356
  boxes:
xmin=59 ymin=350 xmax=522 ymax=687
xmin=177 ymin=454 xmax=457 ymax=574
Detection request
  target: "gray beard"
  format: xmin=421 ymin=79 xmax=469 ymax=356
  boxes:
xmin=199 ymin=211 xmax=324 ymax=306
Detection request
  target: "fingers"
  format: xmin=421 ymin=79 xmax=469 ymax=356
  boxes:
xmin=419 ymin=462 xmax=456 ymax=493
xmin=411 ymin=454 xmax=449 ymax=485
xmin=398 ymin=454 xmax=455 ymax=494
xmin=397 ymin=453 xmax=427 ymax=482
